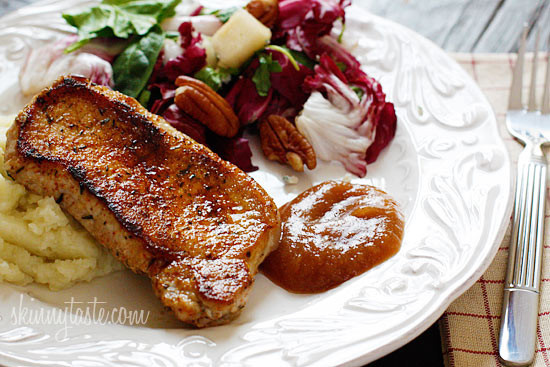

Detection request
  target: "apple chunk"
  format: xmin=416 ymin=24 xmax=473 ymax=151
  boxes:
xmin=212 ymin=9 xmax=272 ymax=69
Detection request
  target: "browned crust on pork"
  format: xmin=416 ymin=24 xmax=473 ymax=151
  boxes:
xmin=4 ymin=76 xmax=280 ymax=327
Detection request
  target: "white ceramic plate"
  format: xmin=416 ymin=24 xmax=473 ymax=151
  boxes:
xmin=0 ymin=1 xmax=513 ymax=366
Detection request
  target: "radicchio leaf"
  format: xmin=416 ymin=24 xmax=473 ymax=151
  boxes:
xmin=158 ymin=103 xmax=258 ymax=172
xmin=226 ymin=48 xmax=313 ymax=125
xmin=297 ymin=54 xmax=396 ymax=177
xmin=208 ymin=135 xmax=258 ymax=172
xmin=148 ymin=79 xmax=176 ymax=115
xmin=190 ymin=5 xmax=203 ymax=16
xmin=163 ymin=22 xmax=206 ymax=82
xmin=19 ymin=35 xmax=115 ymax=96
xmin=275 ymin=0 xmax=350 ymax=58
xmin=268 ymin=49 xmax=313 ymax=110
xmin=163 ymin=103 xmax=207 ymax=144
xmin=226 ymin=76 xmax=273 ymax=125
xmin=147 ymin=23 xmax=205 ymax=113
xmin=365 ymin=102 xmax=397 ymax=164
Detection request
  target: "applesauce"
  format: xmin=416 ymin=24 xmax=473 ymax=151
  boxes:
xmin=261 ymin=180 xmax=404 ymax=293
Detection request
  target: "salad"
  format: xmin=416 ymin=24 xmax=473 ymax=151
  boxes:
xmin=19 ymin=0 xmax=396 ymax=178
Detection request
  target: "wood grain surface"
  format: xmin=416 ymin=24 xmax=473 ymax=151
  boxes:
xmin=356 ymin=0 xmax=550 ymax=52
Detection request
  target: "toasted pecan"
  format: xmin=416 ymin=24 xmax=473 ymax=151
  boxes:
xmin=175 ymin=76 xmax=240 ymax=138
xmin=246 ymin=0 xmax=279 ymax=28
xmin=259 ymin=114 xmax=316 ymax=172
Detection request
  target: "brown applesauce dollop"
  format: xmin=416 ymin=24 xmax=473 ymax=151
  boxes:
xmin=261 ymin=180 xmax=404 ymax=293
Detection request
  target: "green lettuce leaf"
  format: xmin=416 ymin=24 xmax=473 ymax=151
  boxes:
xmin=284 ymin=47 xmax=316 ymax=70
xmin=252 ymin=53 xmax=282 ymax=97
xmin=112 ymin=26 xmax=165 ymax=98
xmin=63 ymin=0 xmax=180 ymax=52
xmin=204 ymin=6 xmax=240 ymax=23
xmin=351 ymin=86 xmax=364 ymax=100
xmin=265 ymin=45 xmax=316 ymax=70
xmin=194 ymin=66 xmax=238 ymax=91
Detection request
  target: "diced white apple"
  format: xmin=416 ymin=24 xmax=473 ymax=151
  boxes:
xmin=200 ymin=36 xmax=218 ymax=68
xmin=212 ymin=9 xmax=271 ymax=69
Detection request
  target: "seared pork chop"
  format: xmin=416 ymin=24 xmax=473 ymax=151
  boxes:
xmin=5 ymin=76 xmax=280 ymax=327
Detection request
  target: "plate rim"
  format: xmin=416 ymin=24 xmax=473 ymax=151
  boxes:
xmin=0 ymin=1 xmax=514 ymax=366
xmin=340 ymin=12 xmax=514 ymax=366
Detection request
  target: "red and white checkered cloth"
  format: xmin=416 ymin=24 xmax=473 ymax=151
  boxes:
xmin=440 ymin=53 xmax=550 ymax=367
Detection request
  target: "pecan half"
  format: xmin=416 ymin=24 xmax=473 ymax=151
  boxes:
xmin=259 ymin=115 xmax=317 ymax=172
xmin=175 ymin=76 xmax=239 ymax=138
xmin=246 ymin=0 xmax=279 ymax=28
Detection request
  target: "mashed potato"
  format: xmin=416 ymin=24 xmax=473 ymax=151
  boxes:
xmin=0 ymin=115 xmax=122 ymax=290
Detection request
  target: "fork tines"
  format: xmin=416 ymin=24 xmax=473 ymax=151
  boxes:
xmin=509 ymin=25 xmax=550 ymax=114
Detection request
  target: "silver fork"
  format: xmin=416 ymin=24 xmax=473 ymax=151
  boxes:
xmin=499 ymin=27 xmax=550 ymax=367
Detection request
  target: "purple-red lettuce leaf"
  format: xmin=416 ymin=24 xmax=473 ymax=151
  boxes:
xmin=267 ymin=48 xmax=313 ymax=110
xmin=208 ymin=134 xmax=258 ymax=172
xmin=275 ymin=0 xmax=350 ymax=58
xmin=261 ymin=93 xmax=299 ymax=121
xmin=19 ymin=35 xmax=115 ymax=96
xmin=226 ymin=48 xmax=314 ymax=125
xmin=297 ymin=54 xmax=395 ymax=177
xmin=365 ymin=102 xmax=397 ymax=164
xmin=226 ymin=76 xmax=273 ymax=125
xmin=149 ymin=81 xmax=175 ymax=115
xmin=162 ymin=104 xmax=207 ymax=144
xmin=163 ymin=22 xmax=206 ymax=82
xmin=315 ymin=34 xmax=361 ymax=77
xmin=158 ymin=103 xmax=258 ymax=172
xmin=303 ymin=51 xmax=348 ymax=94
xmin=190 ymin=5 xmax=203 ymax=16
xmin=147 ymin=22 xmax=205 ymax=113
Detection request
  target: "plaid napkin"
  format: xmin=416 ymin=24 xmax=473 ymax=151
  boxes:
xmin=440 ymin=53 xmax=550 ymax=367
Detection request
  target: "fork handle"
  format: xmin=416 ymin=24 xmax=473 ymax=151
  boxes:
xmin=499 ymin=143 xmax=547 ymax=366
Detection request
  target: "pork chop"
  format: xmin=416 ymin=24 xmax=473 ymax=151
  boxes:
xmin=5 ymin=76 xmax=280 ymax=327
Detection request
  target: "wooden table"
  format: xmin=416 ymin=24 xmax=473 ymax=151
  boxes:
xmin=0 ymin=1 xmax=548 ymax=366
xmin=357 ymin=0 xmax=550 ymax=52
